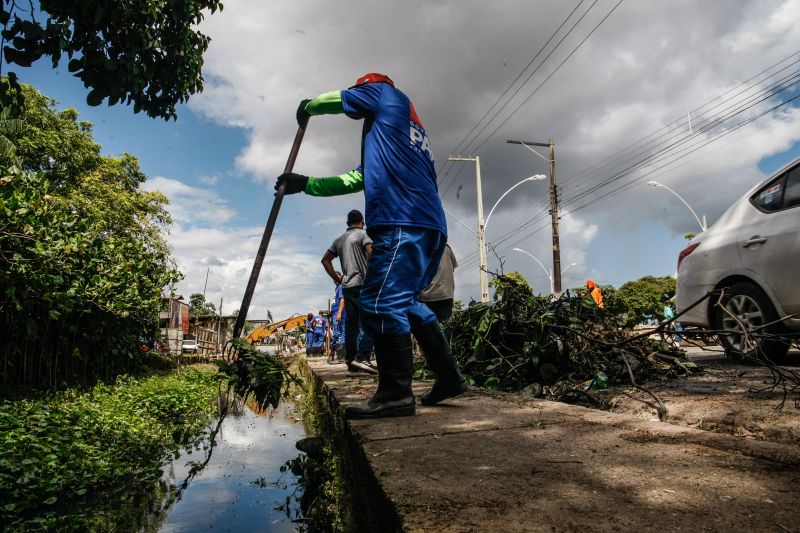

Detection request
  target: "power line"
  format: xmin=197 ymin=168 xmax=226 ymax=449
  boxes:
xmin=441 ymin=0 xmax=589 ymax=168
xmin=459 ymin=80 xmax=800 ymax=269
xmin=483 ymin=63 xmax=800 ymax=253
xmin=561 ymin=69 xmax=800 ymax=209
xmin=561 ymin=91 xmax=800 ymax=217
xmin=438 ymin=0 xmax=603 ymax=197
xmin=558 ymin=50 xmax=800 ymax=191
xmin=450 ymin=47 xmax=800 ymax=278
xmin=468 ymin=0 xmax=626 ymax=156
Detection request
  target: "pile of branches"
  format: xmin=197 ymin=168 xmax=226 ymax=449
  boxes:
xmin=441 ymin=274 xmax=695 ymax=418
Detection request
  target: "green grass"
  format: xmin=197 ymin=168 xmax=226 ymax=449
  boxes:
xmin=0 ymin=365 xmax=220 ymax=530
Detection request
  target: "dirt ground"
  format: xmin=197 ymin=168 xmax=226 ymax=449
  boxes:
xmin=601 ymin=345 xmax=800 ymax=447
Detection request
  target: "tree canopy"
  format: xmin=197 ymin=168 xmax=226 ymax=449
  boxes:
xmin=1 ymin=0 xmax=223 ymax=120
xmin=490 ymin=271 xmax=532 ymax=299
xmin=614 ymin=275 xmax=676 ymax=323
xmin=189 ymin=292 xmax=216 ymax=317
xmin=0 ymin=82 xmax=181 ymax=388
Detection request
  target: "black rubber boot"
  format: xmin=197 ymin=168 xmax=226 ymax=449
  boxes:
xmin=345 ymin=334 xmax=416 ymax=419
xmin=413 ymin=320 xmax=467 ymax=406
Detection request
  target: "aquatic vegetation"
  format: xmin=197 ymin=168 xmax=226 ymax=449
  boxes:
xmin=216 ymin=339 xmax=292 ymax=411
xmin=0 ymin=366 xmax=219 ymax=530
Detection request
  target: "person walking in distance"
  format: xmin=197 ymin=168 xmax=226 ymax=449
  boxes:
xmin=306 ymin=312 xmax=328 ymax=356
xmin=276 ymin=73 xmax=467 ymax=418
xmin=320 ymin=210 xmax=377 ymax=376
xmin=329 ymin=275 xmax=346 ymax=363
xmin=304 ymin=312 xmax=314 ymax=356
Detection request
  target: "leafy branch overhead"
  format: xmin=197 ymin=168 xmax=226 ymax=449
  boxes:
xmin=0 ymin=0 xmax=224 ymax=120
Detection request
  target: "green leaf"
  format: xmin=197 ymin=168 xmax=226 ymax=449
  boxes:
xmin=86 ymin=89 xmax=103 ymax=106
xmin=484 ymin=377 xmax=501 ymax=391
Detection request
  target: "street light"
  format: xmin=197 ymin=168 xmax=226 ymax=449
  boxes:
xmin=484 ymin=174 xmax=546 ymax=231
xmin=647 ymin=180 xmax=707 ymax=232
xmin=562 ymin=261 xmax=577 ymax=276
xmin=513 ymin=247 xmax=576 ymax=295
xmin=443 ymin=207 xmax=478 ymax=237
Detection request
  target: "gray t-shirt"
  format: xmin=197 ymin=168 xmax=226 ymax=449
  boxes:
xmin=329 ymin=227 xmax=372 ymax=288
xmin=420 ymin=244 xmax=457 ymax=302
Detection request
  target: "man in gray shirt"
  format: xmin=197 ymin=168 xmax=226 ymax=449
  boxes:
xmin=321 ymin=210 xmax=376 ymax=375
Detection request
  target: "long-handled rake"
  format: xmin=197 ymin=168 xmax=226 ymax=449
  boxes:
xmin=213 ymin=115 xmax=310 ymax=411
xmin=230 ymin=115 xmax=310 ymax=345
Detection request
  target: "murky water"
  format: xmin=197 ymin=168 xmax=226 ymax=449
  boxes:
xmin=159 ymin=402 xmax=306 ymax=532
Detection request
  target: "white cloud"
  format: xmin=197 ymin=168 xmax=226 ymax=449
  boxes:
xmin=143 ymin=176 xmax=236 ymax=225
xmin=198 ymin=175 xmax=220 ymax=186
xmin=167 ymin=0 xmax=800 ymax=303
xmin=166 ymin=222 xmax=337 ymax=317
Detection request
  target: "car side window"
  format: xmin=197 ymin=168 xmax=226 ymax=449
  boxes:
xmin=752 ymin=176 xmax=785 ymax=212
xmin=782 ymin=165 xmax=800 ymax=209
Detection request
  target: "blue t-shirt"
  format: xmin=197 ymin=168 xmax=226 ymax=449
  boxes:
xmin=340 ymin=82 xmax=447 ymax=237
xmin=331 ymin=284 xmax=344 ymax=318
xmin=311 ymin=315 xmax=327 ymax=333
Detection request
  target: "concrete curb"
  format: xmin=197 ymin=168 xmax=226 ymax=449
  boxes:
xmin=304 ymin=358 xmax=800 ymax=532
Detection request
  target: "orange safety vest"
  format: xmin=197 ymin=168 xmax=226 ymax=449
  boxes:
xmin=590 ymin=287 xmax=604 ymax=308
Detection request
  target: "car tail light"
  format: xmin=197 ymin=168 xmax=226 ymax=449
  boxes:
xmin=677 ymin=242 xmax=700 ymax=271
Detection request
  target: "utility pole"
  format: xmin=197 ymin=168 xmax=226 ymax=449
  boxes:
xmin=506 ymin=139 xmax=562 ymax=293
xmin=447 ymin=155 xmax=489 ymax=302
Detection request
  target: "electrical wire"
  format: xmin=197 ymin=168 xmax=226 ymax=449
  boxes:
xmin=438 ymin=0 xmax=606 ymax=197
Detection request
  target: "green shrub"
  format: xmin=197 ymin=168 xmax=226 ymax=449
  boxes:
xmin=0 ymin=366 xmax=218 ymax=530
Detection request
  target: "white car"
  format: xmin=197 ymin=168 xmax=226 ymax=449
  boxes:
xmin=676 ymin=156 xmax=800 ymax=360
xmin=182 ymin=339 xmax=198 ymax=354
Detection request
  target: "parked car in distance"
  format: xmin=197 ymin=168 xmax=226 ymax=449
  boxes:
xmin=676 ymin=156 xmax=800 ymax=360
xmin=182 ymin=338 xmax=198 ymax=354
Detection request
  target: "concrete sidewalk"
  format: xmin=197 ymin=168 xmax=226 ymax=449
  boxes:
xmin=307 ymin=359 xmax=800 ymax=532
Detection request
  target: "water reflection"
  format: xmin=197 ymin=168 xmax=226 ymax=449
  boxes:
xmin=159 ymin=402 xmax=305 ymax=532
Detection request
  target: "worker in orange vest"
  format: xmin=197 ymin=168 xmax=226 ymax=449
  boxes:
xmin=585 ymin=279 xmax=604 ymax=309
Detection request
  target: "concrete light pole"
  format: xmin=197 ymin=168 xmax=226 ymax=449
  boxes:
xmin=513 ymin=247 xmax=575 ymax=295
xmin=447 ymin=155 xmax=489 ymax=302
xmin=507 ymin=139 xmax=562 ymax=293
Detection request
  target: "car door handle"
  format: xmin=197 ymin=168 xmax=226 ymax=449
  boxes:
xmin=742 ymin=236 xmax=767 ymax=247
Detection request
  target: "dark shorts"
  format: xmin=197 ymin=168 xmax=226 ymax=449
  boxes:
xmin=423 ymin=299 xmax=454 ymax=323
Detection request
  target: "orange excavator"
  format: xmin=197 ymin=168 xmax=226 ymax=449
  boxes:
xmin=246 ymin=315 xmax=308 ymax=344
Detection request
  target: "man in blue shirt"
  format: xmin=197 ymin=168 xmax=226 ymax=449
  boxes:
xmin=329 ymin=276 xmax=346 ymax=363
xmin=304 ymin=312 xmax=314 ymax=356
xmin=276 ymin=73 xmax=466 ymax=418
xmin=308 ymin=313 xmax=328 ymax=355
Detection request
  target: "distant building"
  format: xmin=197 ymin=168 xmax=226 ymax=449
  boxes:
xmin=159 ymin=296 xmax=234 ymax=357
xmin=159 ymin=296 xmax=190 ymax=356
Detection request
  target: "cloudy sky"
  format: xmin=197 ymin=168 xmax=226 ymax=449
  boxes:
xmin=24 ymin=0 xmax=800 ymax=319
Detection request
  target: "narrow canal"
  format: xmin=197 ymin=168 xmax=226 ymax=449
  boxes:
xmin=158 ymin=401 xmax=307 ymax=532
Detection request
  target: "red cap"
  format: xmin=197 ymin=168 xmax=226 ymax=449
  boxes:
xmin=352 ymin=73 xmax=394 ymax=88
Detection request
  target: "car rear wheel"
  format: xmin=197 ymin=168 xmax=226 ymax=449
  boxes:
xmin=713 ymin=281 xmax=790 ymax=362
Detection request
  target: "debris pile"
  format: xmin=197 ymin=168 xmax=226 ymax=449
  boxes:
xmin=435 ymin=274 xmax=695 ymax=409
